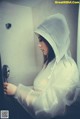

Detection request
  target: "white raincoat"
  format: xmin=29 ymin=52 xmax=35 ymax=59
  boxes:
xmin=14 ymin=14 xmax=79 ymax=119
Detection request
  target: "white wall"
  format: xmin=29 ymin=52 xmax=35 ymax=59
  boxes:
xmin=0 ymin=2 xmax=36 ymax=85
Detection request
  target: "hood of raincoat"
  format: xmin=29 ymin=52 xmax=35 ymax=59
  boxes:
xmin=35 ymin=13 xmax=70 ymax=63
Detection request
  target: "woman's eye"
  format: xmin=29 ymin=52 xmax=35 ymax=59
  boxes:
xmin=39 ymin=39 xmax=42 ymax=42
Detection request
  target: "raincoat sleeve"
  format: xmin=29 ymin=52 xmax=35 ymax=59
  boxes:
xmin=14 ymin=60 xmax=79 ymax=119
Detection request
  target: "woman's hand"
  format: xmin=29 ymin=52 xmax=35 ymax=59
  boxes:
xmin=3 ymin=82 xmax=17 ymax=95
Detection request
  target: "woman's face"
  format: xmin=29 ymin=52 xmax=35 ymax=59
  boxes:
xmin=38 ymin=41 xmax=49 ymax=56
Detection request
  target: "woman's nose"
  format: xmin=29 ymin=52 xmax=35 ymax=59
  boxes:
xmin=38 ymin=43 xmax=42 ymax=48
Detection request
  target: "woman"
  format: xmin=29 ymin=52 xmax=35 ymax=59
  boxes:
xmin=4 ymin=13 xmax=79 ymax=119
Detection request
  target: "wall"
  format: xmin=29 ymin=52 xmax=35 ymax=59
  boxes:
xmin=0 ymin=2 xmax=36 ymax=85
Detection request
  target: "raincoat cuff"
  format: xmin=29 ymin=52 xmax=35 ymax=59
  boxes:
xmin=14 ymin=84 xmax=32 ymax=100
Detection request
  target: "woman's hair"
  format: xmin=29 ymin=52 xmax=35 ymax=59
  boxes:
xmin=38 ymin=35 xmax=55 ymax=65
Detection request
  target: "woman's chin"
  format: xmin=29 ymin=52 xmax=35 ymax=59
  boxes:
xmin=43 ymin=53 xmax=48 ymax=56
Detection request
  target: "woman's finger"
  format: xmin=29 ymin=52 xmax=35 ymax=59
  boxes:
xmin=4 ymin=86 xmax=7 ymax=89
xmin=3 ymin=82 xmax=8 ymax=86
xmin=4 ymin=89 xmax=7 ymax=94
xmin=4 ymin=92 xmax=6 ymax=95
xmin=4 ymin=88 xmax=7 ymax=91
xmin=3 ymin=84 xmax=8 ymax=89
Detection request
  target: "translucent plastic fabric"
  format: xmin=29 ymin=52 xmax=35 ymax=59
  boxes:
xmin=14 ymin=14 xmax=79 ymax=119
